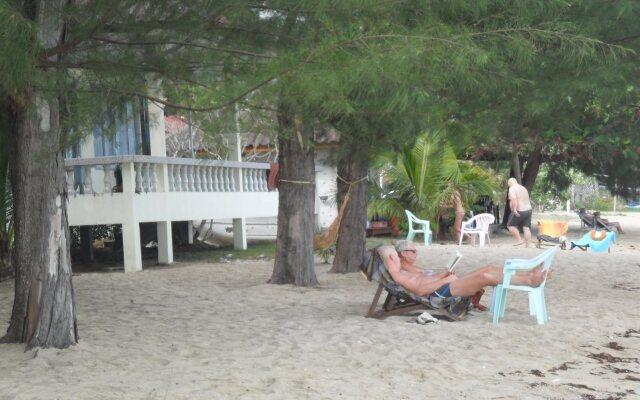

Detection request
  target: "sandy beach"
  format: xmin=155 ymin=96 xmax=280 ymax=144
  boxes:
xmin=1 ymin=211 xmax=639 ymax=399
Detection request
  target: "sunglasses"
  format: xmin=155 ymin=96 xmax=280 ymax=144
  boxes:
xmin=403 ymin=249 xmax=417 ymax=253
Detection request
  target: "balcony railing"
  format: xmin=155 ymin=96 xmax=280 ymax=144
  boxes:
xmin=64 ymin=155 xmax=272 ymax=196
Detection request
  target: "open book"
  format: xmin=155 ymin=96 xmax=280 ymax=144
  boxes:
xmin=445 ymin=250 xmax=463 ymax=272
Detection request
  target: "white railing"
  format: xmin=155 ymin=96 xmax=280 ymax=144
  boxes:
xmin=64 ymin=155 xmax=272 ymax=196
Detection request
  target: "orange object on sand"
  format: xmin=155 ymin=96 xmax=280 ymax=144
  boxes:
xmin=590 ymin=229 xmax=606 ymax=241
xmin=537 ymin=220 xmax=569 ymax=250
xmin=538 ymin=220 xmax=568 ymax=237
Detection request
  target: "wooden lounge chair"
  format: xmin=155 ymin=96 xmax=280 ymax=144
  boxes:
xmin=576 ymin=209 xmax=622 ymax=233
xmin=360 ymin=245 xmax=470 ymax=320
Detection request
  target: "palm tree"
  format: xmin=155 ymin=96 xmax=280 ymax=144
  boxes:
xmin=368 ymin=130 xmax=497 ymax=235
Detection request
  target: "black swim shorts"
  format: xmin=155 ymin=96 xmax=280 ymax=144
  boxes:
xmin=507 ymin=209 xmax=532 ymax=229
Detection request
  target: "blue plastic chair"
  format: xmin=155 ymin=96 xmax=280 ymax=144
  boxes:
xmin=404 ymin=210 xmax=432 ymax=246
xmin=491 ymin=246 xmax=559 ymax=325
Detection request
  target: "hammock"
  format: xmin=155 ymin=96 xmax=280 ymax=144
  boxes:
xmin=314 ymin=193 xmax=350 ymax=250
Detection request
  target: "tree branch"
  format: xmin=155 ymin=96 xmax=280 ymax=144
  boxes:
xmin=91 ymin=37 xmax=276 ymax=59
xmin=82 ymin=76 xmax=277 ymax=113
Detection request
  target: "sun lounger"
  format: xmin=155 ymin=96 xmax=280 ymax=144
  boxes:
xmin=570 ymin=231 xmax=616 ymax=253
xmin=360 ymin=245 xmax=470 ymax=320
xmin=576 ymin=209 xmax=623 ymax=233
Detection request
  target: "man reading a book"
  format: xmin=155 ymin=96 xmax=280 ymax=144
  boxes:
xmin=382 ymin=240 xmax=547 ymax=298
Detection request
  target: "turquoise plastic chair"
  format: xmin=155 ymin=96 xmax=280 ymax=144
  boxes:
xmin=491 ymin=246 xmax=559 ymax=325
xmin=404 ymin=210 xmax=432 ymax=246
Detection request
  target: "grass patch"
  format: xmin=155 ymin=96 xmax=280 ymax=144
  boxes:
xmin=174 ymin=241 xmax=276 ymax=263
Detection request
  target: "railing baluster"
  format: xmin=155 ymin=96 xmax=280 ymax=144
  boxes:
xmin=103 ymin=164 xmax=113 ymax=193
xmin=221 ymin=167 xmax=227 ymax=191
xmin=227 ymin=167 xmax=236 ymax=192
xmin=150 ymin=163 xmax=158 ymax=192
xmin=252 ymin=169 xmax=259 ymax=192
xmin=256 ymin=169 xmax=262 ymax=192
xmin=200 ymin=165 xmax=206 ymax=191
xmin=217 ymin=167 xmax=224 ymax=191
xmin=173 ymin=165 xmax=181 ymax=192
xmin=204 ymin=165 xmax=213 ymax=192
xmin=242 ymin=168 xmax=249 ymax=192
xmin=188 ymin=166 xmax=195 ymax=192
xmin=167 ymin=164 xmax=174 ymax=192
xmin=193 ymin=165 xmax=201 ymax=192
xmin=247 ymin=169 xmax=255 ymax=192
xmin=134 ymin=163 xmax=142 ymax=193
xmin=211 ymin=167 xmax=218 ymax=191
xmin=201 ymin=166 xmax=208 ymax=192
xmin=181 ymin=165 xmax=188 ymax=192
xmin=250 ymin=169 xmax=257 ymax=192
xmin=141 ymin=163 xmax=148 ymax=193
xmin=262 ymin=169 xmax=269 ymax=191
xmin=65 ymin=168 xmax=76 ymax=196
xmin=82 ymin=166 xmax=93 ymax=195
xmin=214 ymin=166 xmax=220 ymax=191
xmin=227 ymin=167 xmax=232 ymax=191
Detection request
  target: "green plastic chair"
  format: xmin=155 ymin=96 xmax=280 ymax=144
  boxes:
xmin=491 ymin=245 xmax=559 ymax=325
xmin=404 ymin=210 xmax=432 ymax=246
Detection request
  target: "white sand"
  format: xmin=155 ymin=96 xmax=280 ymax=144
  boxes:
xmin=1 ymin=211 xmax=639 ymax=399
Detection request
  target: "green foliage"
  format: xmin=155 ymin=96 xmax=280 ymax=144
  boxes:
xmin=368 ymin=130 xmax=498 ymax=226
xmin=0 ymin=1 xmax=38 ymax=92
xmin=474 ymin=2 xmax=640 ymax=193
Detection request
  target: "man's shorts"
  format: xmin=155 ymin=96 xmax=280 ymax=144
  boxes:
xmin=507 ymin=209 xmax=532 ymax=229
xmin=433 ymin=283 xmax=452 ymax=298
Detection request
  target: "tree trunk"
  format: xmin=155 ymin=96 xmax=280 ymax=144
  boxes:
xmin=521 ymin=146 xmax=543 ymax=193
xmin=2 ymin=91 xmax=78 ymax=349
xmin=501 ymin=166 xmax=515 ymax=229
xmin=0 ymin=97 xmax=13 ymax=281
xmin=269 ymin=112 xmax=318 ymax=286
xmin=1 ymin=0 xmax=78 ymax=349
xmin=512 ymin=144 xmax=522 ymax=183
xmin=330 ymin=144 xmax=369 ymax=273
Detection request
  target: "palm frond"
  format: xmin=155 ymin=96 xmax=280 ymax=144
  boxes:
xmin=368 ymin=129 xmax=498 ymax=227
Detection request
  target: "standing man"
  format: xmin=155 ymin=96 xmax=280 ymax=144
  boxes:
xmin=507 ymin=177 xmax=533 ymax=247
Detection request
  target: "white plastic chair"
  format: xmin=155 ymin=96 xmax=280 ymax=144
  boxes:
xmin=458 ymin=213 xmax=495 ymax=247
xmin=404 ymin=210 xmax=432 ymax=246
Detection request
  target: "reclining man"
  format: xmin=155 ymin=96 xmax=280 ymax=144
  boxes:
xmin=378 ymin=240 xmax=548 ymax=298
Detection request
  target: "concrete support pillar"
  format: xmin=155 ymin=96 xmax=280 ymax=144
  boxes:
xmin=187 ymin=221 xmax=194 ymax=245
xmin=233 ymin=218 xmax=247 ymax=250
xmin=122 ymin=222 xmax=142 ymax=272
xmin=229 ymin=118 xmax=247 ymax=250
xmin=79 ymin=226 xmax=94 ymax=263
xmin=157 ymin=220 xmax=173 ymax=264
xmin=121 ymin=161 xmax=142 ymax=271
